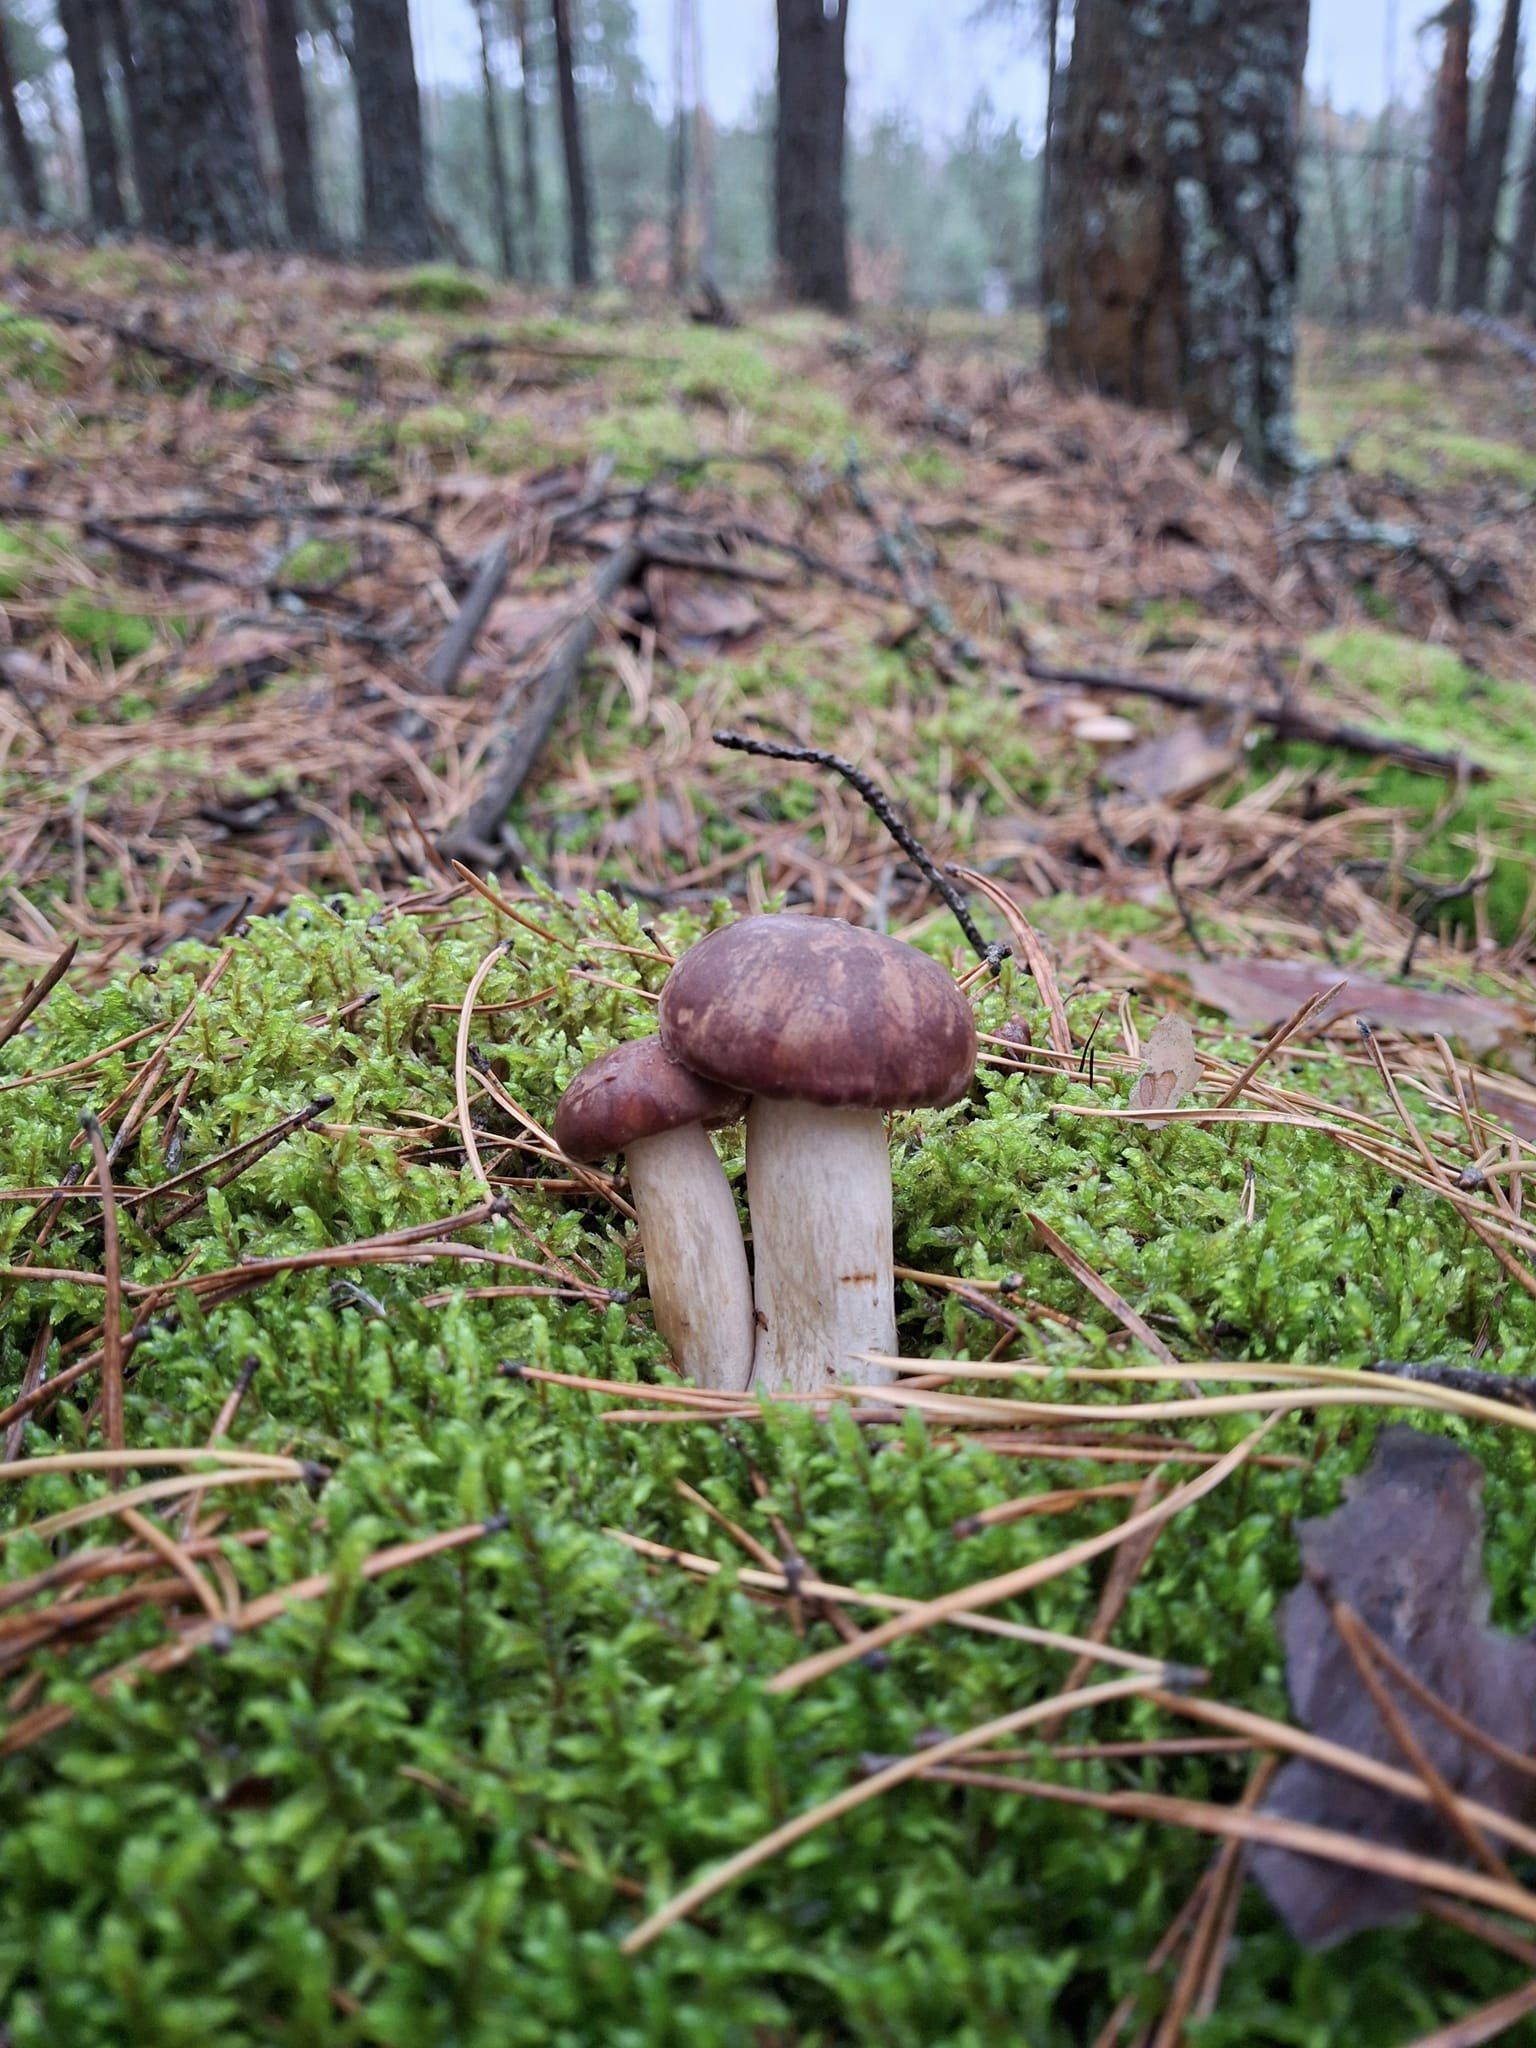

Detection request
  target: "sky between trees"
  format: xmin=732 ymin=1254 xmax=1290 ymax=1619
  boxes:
xmin=414 ymin=0 xmax=1531 ymax=137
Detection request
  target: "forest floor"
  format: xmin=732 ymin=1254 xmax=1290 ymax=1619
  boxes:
xmin=2 ymin=238 xmax=1536 ymax=2045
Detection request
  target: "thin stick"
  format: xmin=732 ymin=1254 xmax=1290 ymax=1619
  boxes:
xmin=1028 ymin=1212 xmax=1180 ymax=1367
xmin=80 ymin=1114 xmax=124 ymax=1466
xmin=712 ymin=730 xmax=999 ymax=963
xmin=619 ymin=1673 xmax=1160 ymax=1953
xmin=609 ymin=1531 xmax=1185 ymax=1677
xmin=952 ymin=866 xmax=1072 ymax=1053
xmin=0 ymin=938 xmax=77 ymax=1055
xmin=1398 ymin=1977 xmax=1536 ymax=2048
xmin=765 ymin=1414 xmax=1285 ymax=1694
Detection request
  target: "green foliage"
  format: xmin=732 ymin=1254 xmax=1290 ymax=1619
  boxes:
xmin=0 ymin=891 xmax=1531 ymax=2043
xmin=277 ymin=538 xmax=356 ymax=587
xmin=52 ymin=592 xmax=161 ymax=662
xmin=388 ymin=266 xmax=495 ymax=314
xmin=0 ymin=312 xmax=65 ymax=393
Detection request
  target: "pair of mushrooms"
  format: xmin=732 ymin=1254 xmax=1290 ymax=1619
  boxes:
xmin=553 ymin=915 xmax=977 ymax=1395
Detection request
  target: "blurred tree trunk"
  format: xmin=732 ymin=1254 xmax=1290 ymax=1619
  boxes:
xmin=100 ymin=0 xmax=172 ymax=232
xmin=1502 ymin=115 xmax=1536 ymax=313
xmin=474 ymin=0 xmax=516 ymax=275
xmin=59 ymin=0 xmax=126 ymax=230
xmin=1039 ymin=0 xmax=1059 ymax=298
xmin=510 ymin=0 xmax=542 ymax=280
xmin=0 ymin=6 xmax=42 ymax=220
xmin=136 ymin=0 xmax=270 ymax=246
xmin=1455 ymin=0 xmax=1522 ymax=309
xmin=264 ymin=0 xmax=320 ymax=243
xmin=550 ymin=0 xmax=593 ymax=285
xmin=352 ymin=0 xmax=432 ymax=260
xmin=1046 ymin=0 xmax=1310 ymax=478
xmin=774 ymin=0 xmax=849 ymax=310
xmin=1410 ymin=0 xmax=1472 ymax=309
xmin=667 ymin=0 xmax=688 ymax=290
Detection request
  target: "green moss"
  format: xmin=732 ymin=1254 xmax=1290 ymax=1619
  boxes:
xmin=388 ymin=265 xmax=495 ymax=313
xmin=395 ymin=405 xmax=482 ymax=453
xmin=52 ymin=592 xmax=161 ymax=661
xmin=0 ymin=892 xmax=1529 ymax=2044
xmin=276 ymin=537 xmax=356 ymax=587
xmin=0 ymin=312 xmax=65 ymax=393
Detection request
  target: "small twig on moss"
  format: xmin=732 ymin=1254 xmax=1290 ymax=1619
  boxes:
xmin=1361 ymin=1358 xmax=1536 ymax=1412
xmin=711 ymin=729 xmax=1003 ymax=966
xmin=80 ymin=1113 xmax=124 ymax=1467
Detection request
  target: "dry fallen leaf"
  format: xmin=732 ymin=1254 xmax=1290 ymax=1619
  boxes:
xmin=1250 ymin=1426 xmax=1536 ymax=1949
xmin=1105 ymin=710 xmax=1249 ymax=804
xmin=1124 ymin=940 xmax=1531 ymax=1056
xmin=1129 ymin=1013 xmax=1200 ymax=1124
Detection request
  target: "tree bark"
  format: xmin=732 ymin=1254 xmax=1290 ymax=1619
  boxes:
xmin=0 ymin=6 xmax=42 ymax=220
xmin=551 ymin=0 xmax=594 ymax=286
xmin=59 ymin=0 xmax=126 ymax=230
xmin=774 ymin=0 xmax=850 ymax=310
xmin=100 ymin=0 xmax=172 ymax=232
xmin=473 ymin=0 xmax=515 ymax=274
xmin=511 ymin=0 xmax=542 ymax=281
xmin=667 ymin=0 xmax=688 ymax=290
xmin=264 ymin=0 xmax=320 ymax=243
xmin=1501 ymin=110 xmax=1536 ymax=313
xmin=352 ymin=0 xmax=432 ymax=260
xmin=1410 ymin=0 xmax=1472 ymax=309
xmin=1039 ymin=0 xmax=1060 ymax=299
xmin=1046 ymin=0 xmax=1310 ymax=479
xmin=135 ymin=0 xmax=270 ymax=247
xmin=1455 ymin=0 xmax=1523 ymax=309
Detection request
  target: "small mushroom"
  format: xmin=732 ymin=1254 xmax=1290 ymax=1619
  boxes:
xmin=659 ymin=915 xmax=977 ymax=1395
xmin=554 ymin=1036 xmax=754 ymax=1391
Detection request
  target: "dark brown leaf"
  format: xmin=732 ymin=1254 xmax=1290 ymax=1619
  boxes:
xmin=1105 ymin=710 xmax=1248 ymax=803
xmin=1251 ymin=1427 xmax=1536 ymax=1948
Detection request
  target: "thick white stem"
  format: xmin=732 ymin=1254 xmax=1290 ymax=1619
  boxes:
xmin=745 ymin=1099 xmax=895 ymax=1396
xmin=625 ymin=1124 xmax=754 ymax=1392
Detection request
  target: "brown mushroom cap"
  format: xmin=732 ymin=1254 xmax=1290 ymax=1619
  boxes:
xmin=658 ymin=914 xmax=978 ymax=1111
xmin=553 ymin=1036 xmax=748 ymax=1162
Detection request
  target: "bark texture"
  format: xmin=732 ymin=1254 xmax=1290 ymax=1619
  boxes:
xmin=353 ymin=0 xmax=432 ymax=261
xmin=1455 ymin=0 xmax=1521 ymax=310
xmin=1502 ymin=111 xmax=1536 ymax=314
xmin=1410 ymin=0 xmax=1472 ymax=309
xmin=474 ymin=0 xmax=516 ymax=275
xmin=773 ymin=0 xmax=849 ymax=311
xmin=0 ymin=6 xmax=41 ymax=220
xmin=511 ymin=0 xmax=542 ymax=281
xmin=100 ymin=0 xmax=172 ymax=232
xmin=136 ymin=0 xmax=270 ymax=247
xmin=551 ymin=0 xmax=593 ymax=286
xmin=59 ymin=0 xmax=126 ymax=230
xmin=1047 ymin=0 xmax=1310 ymax=478
xmin=265 ymin=0 xmax=320 ymax=243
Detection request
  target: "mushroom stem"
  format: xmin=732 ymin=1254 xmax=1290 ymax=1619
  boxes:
xmin=745 ymin=1099 xmax=895 ymax=1395
xmin=624 ymin=1124 xmax=755 ymax=1392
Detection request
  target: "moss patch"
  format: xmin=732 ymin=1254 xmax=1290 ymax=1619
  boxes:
xmin=53 ymin=592 xmax=161 ymax=662
xmin=0 ymin=312 xmax=65 ymax=393
xmin=386 ymin=265 xmax=495 ymax=313
xmin=276 ymin=537 xmax=356 ymax=587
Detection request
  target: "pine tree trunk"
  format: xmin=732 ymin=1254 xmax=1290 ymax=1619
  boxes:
xmin=59 ymin=0 xmax=126 ymax=230
xmin=265 ymin=0 xmax=320 ymax=243
xmin=1039 ymin=0 xmax=1060 ymax=298
xmin=1455 ymin=0 xmax=1522 ymax=309
xmin=100 ymin=0 xmax=172 ymax=232
xmin=1047 ymin=0 xmax=1310 ymax=479
xmin=352 ymin=0 xmax=431 ymax=260
xmin=551 ymin=0 xmax=594 ymax=286
xmin=1410 ymin=0 xmax=1472 ymax=309
xmin=1502 ymin=115 xmax=1536 ymax=314
xmin=773 ymin=0 xmax=849 ymax=310
xmin=667 ymin=0 xmax=688 ymax=290
xmin=511 ymin=0 xmax=542 ymax=281
xmin=474 ymin=0 xmax=515 ymax=275
xmin=0 ymin=6 xmax=42 ymax=220
xmin=135 ymin=0 xmax=271 ymax=247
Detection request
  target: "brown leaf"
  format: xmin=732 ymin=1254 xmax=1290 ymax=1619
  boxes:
xmin=1251 ymin=1427 xmax=1536 ymax=1949
xmin=1105 ymin=710 xmax=1248 ymax=804
xmin=1129 ymin=1013 xmax=1200 ymax=1124
xmin=644 ymin=568 xmax=760 ymax=651
xmin=1124 ymin=940 xmax=1531 ymax=1056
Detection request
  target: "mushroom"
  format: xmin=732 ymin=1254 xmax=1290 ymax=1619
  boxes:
xmin=554 ymin=1036 xmax=754 ymax=1391
xmin=658 ymin=915 xmax=977 ymax=1395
